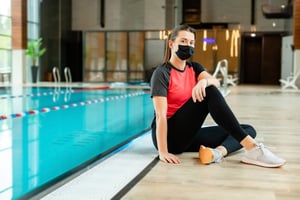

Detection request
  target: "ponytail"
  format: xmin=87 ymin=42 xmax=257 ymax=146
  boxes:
xmin=163 ymin=34 xmax=172 ymax=63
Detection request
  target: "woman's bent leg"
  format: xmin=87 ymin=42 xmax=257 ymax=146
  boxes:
xmin=186 ymin=124 xmax=256 ymax=154
xmin=204 ymin=86 xmax=249 ymax=142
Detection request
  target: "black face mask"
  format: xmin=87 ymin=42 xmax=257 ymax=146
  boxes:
xmin=175 ymin=45 xmax=194 ymax=60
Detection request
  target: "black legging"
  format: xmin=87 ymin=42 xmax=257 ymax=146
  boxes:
xmin=151 ymin=86 xmax=257 ymax=154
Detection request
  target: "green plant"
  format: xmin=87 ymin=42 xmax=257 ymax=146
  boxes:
xmin=26 ymin=38 xmax=46 ymax=67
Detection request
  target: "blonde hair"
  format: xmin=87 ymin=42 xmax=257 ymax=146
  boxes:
xmin=163 ymin=24 xmax=196 ymax=63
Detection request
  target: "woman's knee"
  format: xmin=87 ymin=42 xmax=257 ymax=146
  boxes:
xmin=241 ymin=124 xmax=257 ymax=138
xmin=205 ymin=85 xmax=219 ymax=94
xmin=205 ymin=85 xmax=224 ymax=99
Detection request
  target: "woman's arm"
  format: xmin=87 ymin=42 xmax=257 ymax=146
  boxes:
xmin=152 ymin=96 xmax=181 ymax=164
xmin=192 ymin=71 xmax=220 ymax=102
xmin=197 ymin=71 xmax=220 ymax=88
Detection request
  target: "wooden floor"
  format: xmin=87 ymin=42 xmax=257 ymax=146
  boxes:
xmin=122 ymin=85 xmax=300 ymax=200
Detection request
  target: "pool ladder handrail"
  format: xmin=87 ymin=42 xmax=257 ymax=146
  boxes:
xmin=64 ymin=67 xmax=72 ymax=102
xmin=52 ymin=67 xmax=61 ymax=83
xmin=64 ymin=67 xmax=72 ymax=83
xmin=212 ymin=59 xmax=230 ymax=96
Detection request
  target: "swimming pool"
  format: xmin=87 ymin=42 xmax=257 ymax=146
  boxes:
xmin=0 ymin=86 xmax=153 ymax=200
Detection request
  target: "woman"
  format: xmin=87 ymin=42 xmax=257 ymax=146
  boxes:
xmin=150 ymin=24 xmax=285 ymax=168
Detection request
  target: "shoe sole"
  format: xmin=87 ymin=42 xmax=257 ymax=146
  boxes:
xmin=241 ymin=157 xmax=286 ymax=168
xmin=199 ymin=146 xmax=214 ymax=164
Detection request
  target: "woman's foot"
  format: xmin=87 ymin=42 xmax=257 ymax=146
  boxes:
xmin=199 ymin=145 xmax=223 ymax=164
xmin=241 ymin=143 xmax=286 ymax=168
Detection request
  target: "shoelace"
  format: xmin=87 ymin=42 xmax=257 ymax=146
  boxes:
xmin=255 ymin=143 xmax=275 ymax=155
xmin=256 ymin=143 xmax=265 ymax=149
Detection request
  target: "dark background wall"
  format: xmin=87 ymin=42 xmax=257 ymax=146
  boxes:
xmin=40 ymin=0 xmax=82 ymax=82
xmin=240 ymin=32 xmax=283 ymax=84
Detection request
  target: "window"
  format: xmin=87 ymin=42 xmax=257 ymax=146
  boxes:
xmin=27 ymin=0 xmax=40 ymax=40
xmin=0 ymin=0 xmax=11 ymax=74
xmin=128 ymin=32 xmax=145 ymax=82
xmin=84 ymin=32 xmax=105 ymax=82
xmin=84 ymin=31 xmax=145 ymax=82
xmin=106 ymin=32 xmax=128 ymax=82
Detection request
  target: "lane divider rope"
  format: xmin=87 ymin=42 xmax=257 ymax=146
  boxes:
xmin=0 ymin=90 xmax=73 ymax=100
xmin=0 ymin=91 xmax=149 ymax=121
xmin=0 ymin=86 xmax=110 ymax=100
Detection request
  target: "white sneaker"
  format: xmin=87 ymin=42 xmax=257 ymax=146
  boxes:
xmin=241 ymin=143 xmax=286 ymax=168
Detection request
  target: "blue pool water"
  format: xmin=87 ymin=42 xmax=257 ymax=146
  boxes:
xmin=0 ymin=86 xmax=153 ymax=200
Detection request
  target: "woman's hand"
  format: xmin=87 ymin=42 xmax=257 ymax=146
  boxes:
xmin=159 ymin=151 xmax=181 ymax=164
xmin=192 ymin=79 xmax=207 ymax=102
